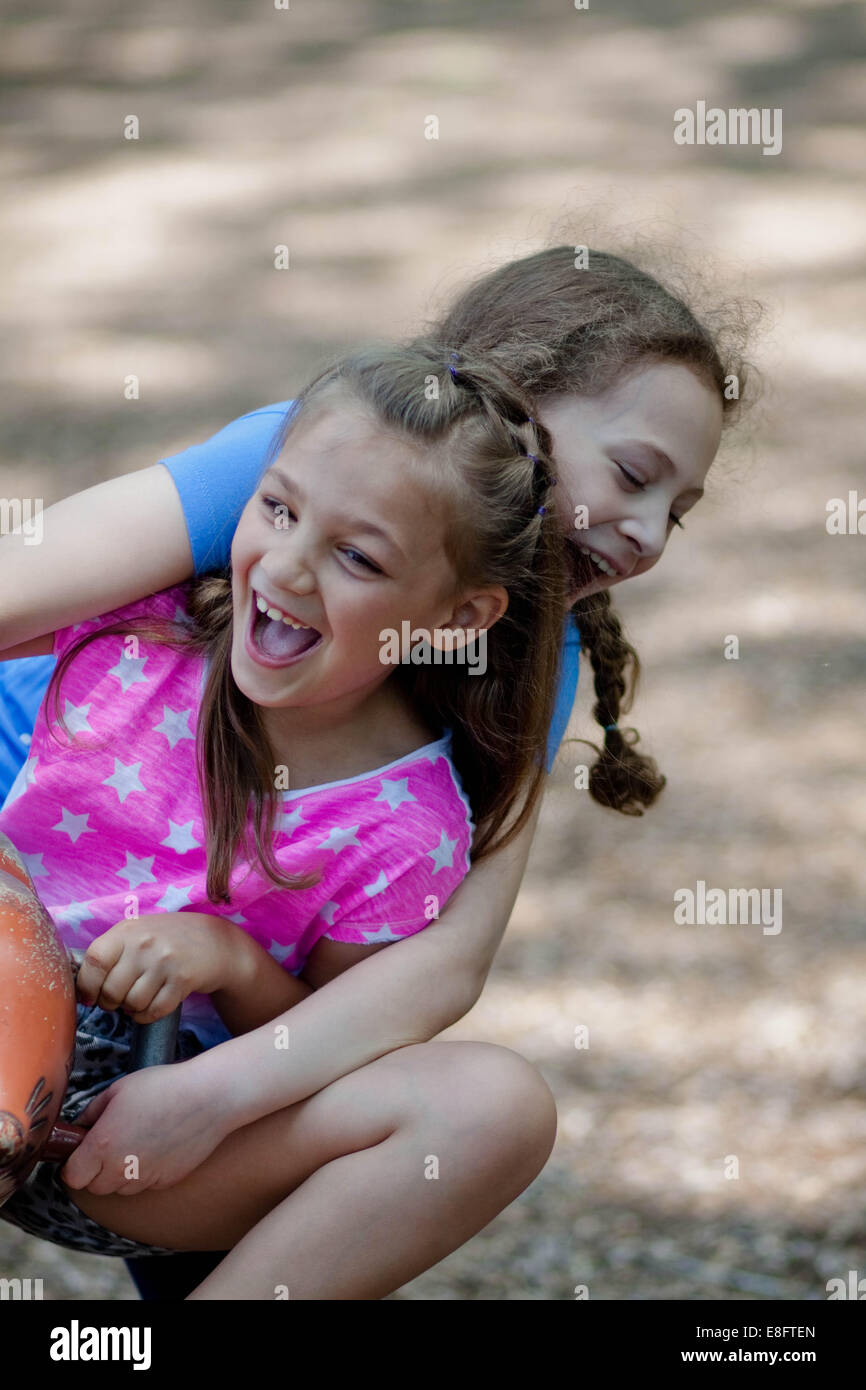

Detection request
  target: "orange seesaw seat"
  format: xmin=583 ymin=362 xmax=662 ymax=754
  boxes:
xmin=0 ymin=829 xmax=78 ymax=1205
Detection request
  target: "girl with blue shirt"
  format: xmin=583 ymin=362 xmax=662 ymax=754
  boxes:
xmin=0 ymin=245 xmax=753 ymax=1298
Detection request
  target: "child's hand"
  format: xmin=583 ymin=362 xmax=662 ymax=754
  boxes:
xmin=76 ymin=912 xmax=242 ymax=1024
xmin=60 ymin=1060 xmax=232 ymax=1195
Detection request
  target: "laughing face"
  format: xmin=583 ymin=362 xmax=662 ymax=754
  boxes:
xmin=538 ymin=361 xmax=724 ymax=606
xmin=228 ymin=393 xmax=508 ymax=743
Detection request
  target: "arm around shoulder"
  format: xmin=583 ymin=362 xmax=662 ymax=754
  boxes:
xmin=187 ymin=791 xmax=546 ymax=1130
xmin=0 ymin=464 xmax=193 ymax=651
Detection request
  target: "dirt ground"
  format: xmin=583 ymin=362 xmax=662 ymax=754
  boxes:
xmin=0 ymin=1 xmax=864 ymax=1299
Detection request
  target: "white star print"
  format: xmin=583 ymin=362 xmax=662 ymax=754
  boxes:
xmin=106 ymin=652 xmax=149 ymax=693
xmin=374 ymin=777 xmax=416 ymax=811
xmin=153 ymin=705 xmax=195 ymax=750
xmin=102 ymin=758 xmax=146 ymax=803
xmin=117 ymin=852 xmax=157 ymax=889
xmin=2 ymin=755 xmax=38 ymax=806
xmin=19 ymin=850 xmax=48 ymax=878
xmin=357 ymin=922 xmax=402 ymax=944
xmin=362 ymin=869 xmax=389 ymax=898
xmin=225 ymin=911 xmax=247 ymax=925
xmin=318 ymin=901 xmax=340 ymax=926
xmin=267 ymin=940 xmax=294 ymax=964
xmin=318 ymin=824 xmax=362 ymax=855
xmin=427 ymin=830 xmax=458 ymax=874
xmin=55 ymin=901 xmax=95 ymax=935
xmin=161 ymin=819 xmax=201 ymax=854
xmin=63 ymin=700 xmax=94 ymax=736
xmin=52 ymin=807 xmax=95 ymax=844
xmin=280 ymin=804 xmax=307 ymax=837
xmin=156 ymin=885 xmax=194 ymax=911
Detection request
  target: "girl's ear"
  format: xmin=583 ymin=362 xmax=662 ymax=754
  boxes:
xmin=428 ymin=587 xmax=508 ymax=653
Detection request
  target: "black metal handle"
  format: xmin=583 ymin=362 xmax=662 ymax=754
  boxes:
xmin=67 ymin=946 xmax=183 ymax=1070
xmin=128 ymin=1005 xmax=182 ymax=1071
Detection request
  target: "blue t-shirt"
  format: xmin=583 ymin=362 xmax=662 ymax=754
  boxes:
xmin=0 ymin=402 xmax=580 ymax=801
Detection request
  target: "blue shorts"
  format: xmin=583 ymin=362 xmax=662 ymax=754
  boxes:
xmin=0 ymin=999 xmax=206 ymax=1258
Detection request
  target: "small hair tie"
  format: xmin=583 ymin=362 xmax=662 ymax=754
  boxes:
xmin=527 ymin=453 xmax=539 ymax=466
xmin=448 ymin=349 xmax=460 ymax=381
xmin=537 ymin=505 xmax=546 ymax=516
xmin=604 ymin=722 xmax=618 ymax=732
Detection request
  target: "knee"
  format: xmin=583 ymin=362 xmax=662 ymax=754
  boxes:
xmin=431 ymin=1042 xmax=558 ymax=1168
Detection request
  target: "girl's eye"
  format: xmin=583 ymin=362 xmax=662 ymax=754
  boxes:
xmin=259 ymin=496 xmax=382 ymax=571
xmin=342 ymin=548 xmax=381 ymax=573
xmin=615 ymin=465 xmax=685 ymax=531
xmin=616 ymin=462 xmax=644 ymax=491
xmin=261 ymin=495 xmax=288 ymax=515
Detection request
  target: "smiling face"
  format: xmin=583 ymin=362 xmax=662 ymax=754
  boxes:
xmin=539 ymin=360 xmax=724 ymax=606
xmin=229 ymin=392 xmax=508 ymax=740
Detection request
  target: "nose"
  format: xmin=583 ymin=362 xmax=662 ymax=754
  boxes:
xmin=260 ymin=523 xmax=317 ymax=595
xmin=616 ymin=513 xmax=667 ymax=569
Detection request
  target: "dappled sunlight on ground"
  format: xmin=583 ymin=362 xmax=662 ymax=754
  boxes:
xmin=0 ymin=0 xmax=863 ymax=1298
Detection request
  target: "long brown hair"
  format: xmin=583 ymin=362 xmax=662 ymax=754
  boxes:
xmin=421 ymin=243 xmax=758 ymax=814
xmin=45 ymin=341 xmax=568 ymax=904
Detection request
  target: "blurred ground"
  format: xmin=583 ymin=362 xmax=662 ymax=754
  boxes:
xmin=0 ymin=0 xmax=864 ymax=1299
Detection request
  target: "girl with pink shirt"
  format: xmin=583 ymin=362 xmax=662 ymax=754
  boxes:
xmin=0 ymin=338 xmax=571 ymax=1289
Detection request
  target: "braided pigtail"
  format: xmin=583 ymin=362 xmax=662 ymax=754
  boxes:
xmin=566 ymin=589 xmax=666 ymax=815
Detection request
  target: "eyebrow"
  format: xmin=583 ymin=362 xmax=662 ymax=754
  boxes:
xmin=618 ymin=440 xmax=705 ymax=500
xmin=262 ymin=466 xmax=406 ymax=560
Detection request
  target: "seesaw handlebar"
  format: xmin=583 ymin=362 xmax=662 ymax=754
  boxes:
xmin=43 ymin=952 xmax=182 ymax=1161
xmin=40 ymin=1007 xmax=182 ymax=1160
xmin=0 ymin=831 xmax=184 ymax=1202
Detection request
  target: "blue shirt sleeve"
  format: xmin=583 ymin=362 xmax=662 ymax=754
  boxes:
xmin=158 ymin=400 xmax=298 ymax=575
xmin=544 ymin=614 xmax=581 ymax=774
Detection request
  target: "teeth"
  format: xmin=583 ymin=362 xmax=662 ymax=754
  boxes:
xmin=255 ymin=592 xmax=312 ymax=629
xmin=581 ymin=547 xmax=617 ymax=577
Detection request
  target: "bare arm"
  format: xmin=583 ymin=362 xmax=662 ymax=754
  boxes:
xmin=0 ymin=463 xmax=551 ymax=1125
xmin=183 ymin=793 xmax=544 ymax=1130
xmin=0 ymin=464 xmax=193 ymax=651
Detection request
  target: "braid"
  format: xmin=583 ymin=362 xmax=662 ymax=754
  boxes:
xmin=567 ymin=589 xmax=666 ymax=815
xmin=447 ymin=348 xmax=665 ymax=815
xmin=446 ymin=349 xmax=558 ymax=514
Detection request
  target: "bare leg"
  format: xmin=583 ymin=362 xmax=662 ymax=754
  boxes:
xmin=68 ymin=1041 xmax=557 ymax=1299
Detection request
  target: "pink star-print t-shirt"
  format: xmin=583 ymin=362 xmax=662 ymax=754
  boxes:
xmin=0 ymin=583 xmax=474 ymax=1049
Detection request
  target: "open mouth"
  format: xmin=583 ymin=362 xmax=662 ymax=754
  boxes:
xmin=570 ymin=543 xmax=622 ymax=589
xmin=247 ymin=593 xmax=323 ymax=667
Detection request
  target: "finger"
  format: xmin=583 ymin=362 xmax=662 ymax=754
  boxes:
xmin=91 ymin=958 xmax=155 ymax=1012
xmin=128 ymin=977 xmax=183 ymax=1024
xmin=59 ymin=1139 xmax=104 ymax=1191
xmin=122 ymin=969 xmax=172 ymax=1020
xmin=74 ymin=1083 xmax=119 ymax=1128
xmin=75 ymin=926 xmax=126 ymax=1005
xmin=75 ymin=955 xmax=109 ymax=1007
